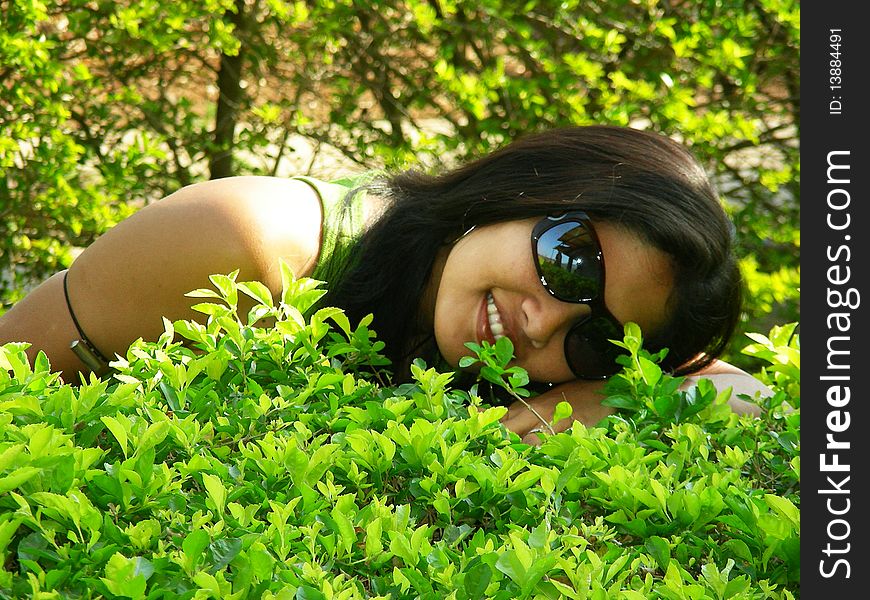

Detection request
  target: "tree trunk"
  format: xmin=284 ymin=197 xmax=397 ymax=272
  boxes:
xmin=209 ymin=0 xmax=247 ymax=179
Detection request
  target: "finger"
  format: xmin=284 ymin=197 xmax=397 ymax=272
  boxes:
xmin=551 ymin=414 xmax=575 ymax=433
xmin=500 ymin=409 xmax=542 ymax=437
xmin=503 ymin=398 xmax=535 ymax=423
xmin=521 ymin=429 xmax=546 ymax=446
xmin=518 ymin=415 xmax=578 ymax=445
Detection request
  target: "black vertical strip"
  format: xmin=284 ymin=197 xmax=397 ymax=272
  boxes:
xmin=802 ymin=2 xmax=869 ymax=594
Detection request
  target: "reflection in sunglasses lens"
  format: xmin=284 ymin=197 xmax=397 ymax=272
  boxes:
xmin=536 ymin=222 xmax=601 ymax=301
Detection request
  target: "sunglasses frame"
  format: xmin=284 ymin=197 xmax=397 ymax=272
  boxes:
xmin=531 ymin=212 xmax=625 ymax=379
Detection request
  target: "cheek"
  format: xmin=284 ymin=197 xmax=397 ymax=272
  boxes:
xmin=431 ymin=283 xmax=477 ymax=365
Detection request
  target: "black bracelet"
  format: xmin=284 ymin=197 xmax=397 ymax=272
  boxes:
xmin=62 ymin=270 xmax=112 ymax=375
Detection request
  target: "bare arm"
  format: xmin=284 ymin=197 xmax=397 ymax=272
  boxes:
xmin=501 ymin=359 xmax=771 ymax=443
xmin=0 ymin=176 xmax=323 ymax=383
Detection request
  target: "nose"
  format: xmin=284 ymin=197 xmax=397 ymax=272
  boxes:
xmin=520 ymin=291 xmax=590 ymax=350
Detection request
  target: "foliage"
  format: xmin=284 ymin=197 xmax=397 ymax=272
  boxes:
xmin=0 ymin=270 xmax=800 ymax=598
xmin=2 ymin=0 xmax=800 ymax=355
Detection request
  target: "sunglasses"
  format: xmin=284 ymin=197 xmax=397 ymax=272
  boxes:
xmin=531 ymin=212 xmax=626 ymax=379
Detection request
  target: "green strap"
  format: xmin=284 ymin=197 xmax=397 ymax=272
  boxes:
xmin=291 ymin=175 xmax=368 ymax=287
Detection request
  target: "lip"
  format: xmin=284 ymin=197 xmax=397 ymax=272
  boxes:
xmin=476 ymin=292 xmax=516 ymax=349
xmin=477 ymin=294 xmax=496 ymax=345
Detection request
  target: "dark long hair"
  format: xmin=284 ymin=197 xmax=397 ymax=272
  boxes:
xmin=324 ymin=125 xmax=742 ymax=379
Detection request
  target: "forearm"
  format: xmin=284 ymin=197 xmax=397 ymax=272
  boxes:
xmin=500 ymin=378 xmax=613 ymax=442
xmin=499 ymin=359 xmax=769 ymax=442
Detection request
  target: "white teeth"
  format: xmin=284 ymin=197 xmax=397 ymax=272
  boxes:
xmin=486 ymin=293 xmax=505 ymax=340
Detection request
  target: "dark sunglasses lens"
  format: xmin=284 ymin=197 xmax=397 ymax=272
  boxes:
xmin=565 ymin=316 xmax=624 ymax=379
xmin=536 ymin=221 xmax=602 ymax=302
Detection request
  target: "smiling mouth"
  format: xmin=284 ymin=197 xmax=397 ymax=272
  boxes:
xmin=486 ymin=292 xmax=506 ymax=341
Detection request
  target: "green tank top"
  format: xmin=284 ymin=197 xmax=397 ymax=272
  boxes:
xmin=294 ymin=174 xmax=462 ymax=382
xmin=291 ymin=174 xmax=371 ymax=290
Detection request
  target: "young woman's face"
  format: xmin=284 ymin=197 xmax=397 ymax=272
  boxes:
xmin=428 ymin=217 xmax=675 ymax=383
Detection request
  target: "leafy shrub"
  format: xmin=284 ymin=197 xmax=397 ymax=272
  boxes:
xmin=0 ymin=266 xmax=799 ymax=599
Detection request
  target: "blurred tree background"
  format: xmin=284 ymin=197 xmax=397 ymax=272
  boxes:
xmin=0 ymin=0 xmax=799 ymax=369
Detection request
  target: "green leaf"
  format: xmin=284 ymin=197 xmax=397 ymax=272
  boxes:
xmin=210 ymin=537 xmax=242 ymax=571
xmin=184 ymin=287 xmax=222 ymax=299
xmin=495 ymin=550 xmax=527 ymax=585
xmin=463 ymin=559 xmax=493 ymax=600
xmin=101 ymin=553 xmax=150 ymax=599
xmin=551 ymin=401 xmax=572 ymax=425
xmin=296 ymin=585 xmax=327 ymax=600
xmin=183 ymin=530 xmax=211 ymax=572
xmin=238 ymin=280 xmax=274 ymax=307
xmin=202 ymin=473 xmax=227 ymax=516
xmin=209 ymin=271 xmax=239 ymax=307
xmin=193 ymin=570 xmax=222 ymax=598
xmin=601 ymin=394 xmax=640 ymax=410
xmin=493 ymin=336 xmax=515 ymax=367
xmin=0 ymin=517 xmax=23 ymax=555
xmin=0 ymin=467 xmax=41 ymax=494
xmin=101 ymin=415 xmax=129 ymax=458
xmin=722 ymin=539 xmax=754 ymax=563
xmin=528 ymin=522 xmax=549 ymax=550
xmin=330 ymin=505 xmax=356 ymax=555
xmin=365 ymin=518 xmax=383 ymax=557
xmin=638 ymin=356 xmax=662 ymax=386
xmin=764 ymin=494 xmax=800 ymax=530
xmin=645 ymin=535 xmax=671 ymax=571
xmin=134 ymin=421 xmax=170 ymax=456
xmin=458 ymin=356 xmax=477 ymax=368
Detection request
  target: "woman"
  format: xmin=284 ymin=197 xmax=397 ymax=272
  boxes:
xmin=0 ymin=125 xmax=768 ymax=441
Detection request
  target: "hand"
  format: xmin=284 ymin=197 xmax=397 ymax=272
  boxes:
xmin=500 ymin=378 xmax=615 ymax=445
xmin=499 ymin=360 xmax=770 ymax=445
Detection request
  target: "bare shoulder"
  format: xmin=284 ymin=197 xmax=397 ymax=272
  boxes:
xmin=81 ymin=174 xmax=328 ymax=319
xmin=152 ymin=176 xmax=323 ymax=287
xmin=0 ymin=176 xmax=325 ymax=381
xmin=685 ymin=359 xmax=771 ymax=417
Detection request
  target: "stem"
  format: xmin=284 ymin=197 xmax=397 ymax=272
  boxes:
xmin=494 ymin=375 xmax=555 ymax=435
xmin=513 ymin=394 xmax=557 ymax=435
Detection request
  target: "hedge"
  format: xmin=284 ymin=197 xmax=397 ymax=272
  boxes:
xmin=0 ymin=264 xmax=800 ymax=599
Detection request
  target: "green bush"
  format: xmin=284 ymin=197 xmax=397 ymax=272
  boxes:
xmin=0 ymin=266 xmax=799 ymax=599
